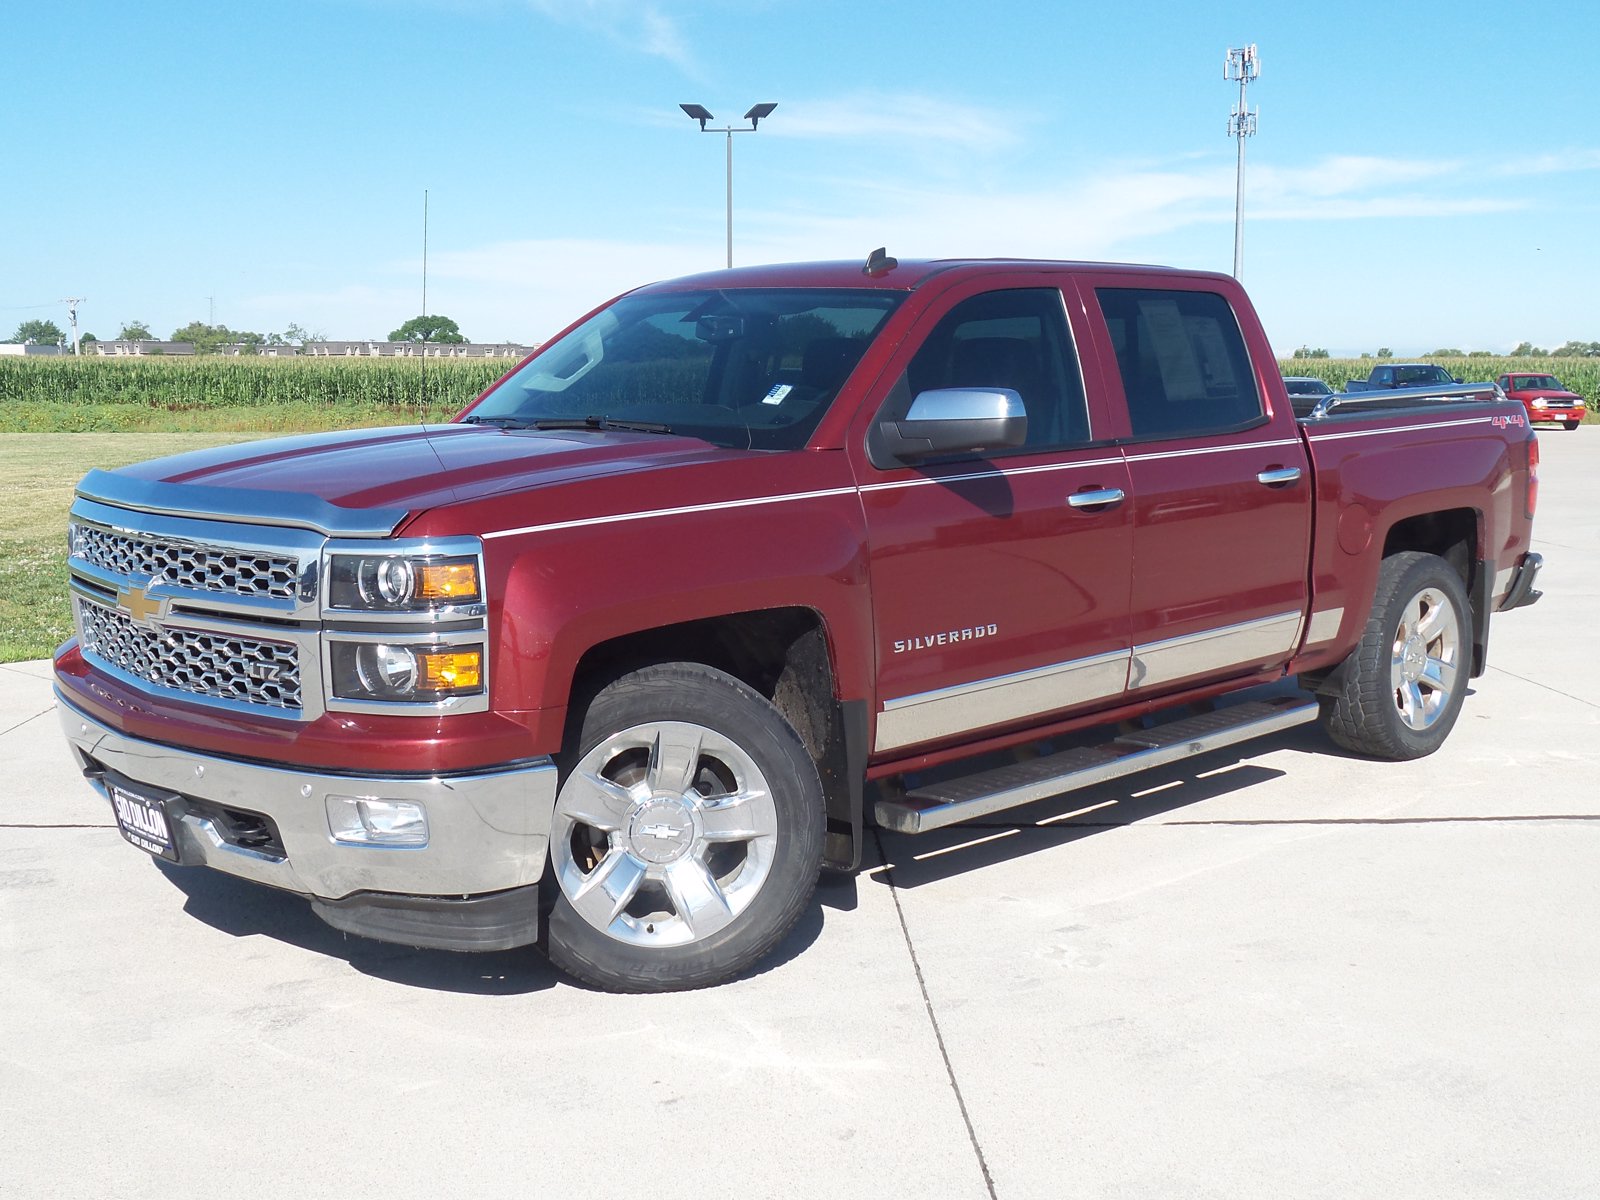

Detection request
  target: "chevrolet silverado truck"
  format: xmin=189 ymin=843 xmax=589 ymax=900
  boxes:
xmin=1343 ymin=362 xmax=1497 ymax=397
xmin=54 ymin=256 xmax=1544 ymax=992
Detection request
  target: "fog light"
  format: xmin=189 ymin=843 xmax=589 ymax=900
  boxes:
xmin=326 ymin=795 xmax=429 ymax=847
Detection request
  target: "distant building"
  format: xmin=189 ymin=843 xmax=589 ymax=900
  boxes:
xmin=302 ymin=341 xmax=535 ymax=359
xmin=218 ymin=343 xmax=300 ymax=357
xmin=0 ymin=343 xmax=64 ymax=356
xmin=92 ymin=340 xmax=196 ymax=356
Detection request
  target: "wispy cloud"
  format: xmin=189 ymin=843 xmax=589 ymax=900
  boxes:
xmin=523 ymin=0 xmax=694 ymax=72
xmin=772 ymin=92 xmax=1027 ymax=151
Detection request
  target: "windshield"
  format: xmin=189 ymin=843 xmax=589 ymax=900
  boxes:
xmin=1394 ymin=365 xmax=1453 ymax=386
xmin=467 ymin=288 xmax=904 ymax=450
xmin=1512 ymin=375 xmax=1563 ymax=391
xmin=1284 ymin=378 xmax=1331 ymax=395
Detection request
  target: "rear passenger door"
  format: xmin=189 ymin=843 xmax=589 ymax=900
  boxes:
xmin=1079 ymin=278 xmax=1312 ymax=696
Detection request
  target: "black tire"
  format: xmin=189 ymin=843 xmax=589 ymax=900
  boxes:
xmin=1319 ymin=551 xmax=1472 ymax=760
xmin=543 ymin=663 xmax=824 ymax=992
xmin=1564 ymin=420 xmax=1581 ymax=431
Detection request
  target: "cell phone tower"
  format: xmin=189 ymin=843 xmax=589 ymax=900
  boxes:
xmin=1225 ymin=44 xmax=1260 ymax=280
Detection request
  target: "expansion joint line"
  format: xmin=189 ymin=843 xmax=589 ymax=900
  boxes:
xmin=872 ymin=828 xmax=999 ymax=1200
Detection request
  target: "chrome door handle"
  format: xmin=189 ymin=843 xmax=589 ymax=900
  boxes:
xmin=1067 ymin=487 xmax=1126 ymax=509
xmin=1256 ymin=467 xmax=1302 ymax=486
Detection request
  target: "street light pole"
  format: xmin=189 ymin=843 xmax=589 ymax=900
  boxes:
xmin=680 ymin=103 xmax=777 ymax=269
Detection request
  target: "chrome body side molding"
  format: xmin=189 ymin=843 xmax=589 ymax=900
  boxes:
xmin=875 ymin=649 xmax=1129 ymax=753
xmin=1129 ymin=611 xmax=1303 ymax=690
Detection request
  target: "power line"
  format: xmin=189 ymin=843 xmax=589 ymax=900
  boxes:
xmin=1224 ymin=44 xmax=1260 ymax=281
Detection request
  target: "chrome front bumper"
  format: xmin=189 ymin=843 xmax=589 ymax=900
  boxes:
xmin=58 ymin=692 xmax=557 ymax=907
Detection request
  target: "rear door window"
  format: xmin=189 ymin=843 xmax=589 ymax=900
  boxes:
xmin=1096 ymin=288 xmax=1262 ymax=438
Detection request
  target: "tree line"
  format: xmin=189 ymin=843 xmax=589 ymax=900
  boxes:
xmin=6 ymin=314 xmax=468 ymax=354
xmin=1292 ymin=341 xmax=1600 ymax=360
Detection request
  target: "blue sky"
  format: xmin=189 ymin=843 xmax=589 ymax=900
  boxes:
xmin=5 ymin=0 xmax=1597 ymax=357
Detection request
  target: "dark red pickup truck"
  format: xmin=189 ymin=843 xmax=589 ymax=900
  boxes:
xmin=54 ymin=257 xmax=1543 ymax=991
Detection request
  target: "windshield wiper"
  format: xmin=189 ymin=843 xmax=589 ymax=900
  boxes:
xmin=460 ymin=414 xmax=538 ymax=428
xmin=531 ymin=416 xmax=675 ymax=435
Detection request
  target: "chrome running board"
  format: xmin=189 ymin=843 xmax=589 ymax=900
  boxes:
xmin=874 ymin=695 xmax=1319 ymax=834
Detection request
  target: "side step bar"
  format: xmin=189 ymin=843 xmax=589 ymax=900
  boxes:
xmin=874 ymin=695 xmax=1319 ymax=834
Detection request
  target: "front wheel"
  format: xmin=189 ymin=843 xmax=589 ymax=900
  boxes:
xmin=1318 ymin=551 xmax=1471 ymax=760
xmin=543 ymin=663 xmax=824 ymax=992
xmin=1564 ymin=420 xmax=1581 ymax=431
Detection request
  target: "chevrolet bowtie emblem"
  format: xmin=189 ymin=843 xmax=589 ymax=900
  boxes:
xmin=115 ymin=584 xmax=170 ymax=627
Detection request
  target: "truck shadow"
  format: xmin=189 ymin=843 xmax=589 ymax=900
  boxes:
xmin=152 ymin=861 xmax=836 ymax=993
xmin=153 ymin=863 xmax=562 ymax=994
xmin=866 ymin=719 xmax=1337 ymax=891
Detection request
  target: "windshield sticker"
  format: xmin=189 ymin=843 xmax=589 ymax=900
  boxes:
xmin=762 ymin=384 xmax=793 ymax=406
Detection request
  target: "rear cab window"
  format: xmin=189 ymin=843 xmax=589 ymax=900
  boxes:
xmin=1093 ymin=287 xmax=1264 ymax=439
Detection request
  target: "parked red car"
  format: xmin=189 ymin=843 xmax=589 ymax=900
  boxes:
xmin=1497 ymin=373 xmax=1587 ymax=430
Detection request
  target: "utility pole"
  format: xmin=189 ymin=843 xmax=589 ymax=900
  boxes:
xmin=1224 ymin=44 xmax=1260 ymax=281
xmin=61 ymin=297 xmax=87 ymax=355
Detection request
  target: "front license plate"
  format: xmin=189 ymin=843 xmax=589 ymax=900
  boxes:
xmin=108 ymin=783 xmax=180 ymax=862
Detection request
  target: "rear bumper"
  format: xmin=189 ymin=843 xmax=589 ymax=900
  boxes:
xmin=1499 ymin=552 xmax=1543 ymax=612
xmin=58 ymin=691 xmax=557 ymax=950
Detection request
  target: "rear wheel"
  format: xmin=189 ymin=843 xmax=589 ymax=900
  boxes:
xmin=544 ymin=663 xmax=824 ymax=992
xmin=1319 ymin=551 xmax=1470 ymax=760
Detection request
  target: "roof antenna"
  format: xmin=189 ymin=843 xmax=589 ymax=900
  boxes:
xmin=862 ymin=247 xmax=898 ymax=277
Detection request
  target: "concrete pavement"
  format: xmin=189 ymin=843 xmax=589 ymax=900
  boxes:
xmin=3 ymin=428 xmax=1596 ymax=1199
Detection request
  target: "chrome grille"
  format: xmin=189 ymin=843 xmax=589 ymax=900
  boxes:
xmin=76 ymin=525 xmax=299 ymax=600
xmin=79 ymin=601 xmax=302 ymax=710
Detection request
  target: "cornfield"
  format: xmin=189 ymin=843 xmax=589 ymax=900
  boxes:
xmin=1278 ymin=357 xmax=1600 ymax=407
xmin=0 ymin=356 xmax=515 ymax=432
xmin=0 ymin=352 xmax=1594 ymax=435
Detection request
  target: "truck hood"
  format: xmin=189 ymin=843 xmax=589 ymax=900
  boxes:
xmin=1513 ymin=389 xmax=1582 ymax=401
xmin=109 ymin=423 xmax=737 ymax=521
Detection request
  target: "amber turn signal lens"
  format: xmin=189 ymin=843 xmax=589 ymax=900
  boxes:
xmin=420 ymin=650 xmax=482 ymax=691
xmin=417 ymin=561 xmax=480 ymax=601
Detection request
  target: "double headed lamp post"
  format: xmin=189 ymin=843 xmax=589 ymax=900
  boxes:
xmin=678 ymin=102 xmax=777 ymax=269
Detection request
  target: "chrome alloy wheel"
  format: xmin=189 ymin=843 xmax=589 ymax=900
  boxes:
xmin=550 ymin=721 xmax=779 ymax=948
xmin=1389 ymin=585 xmax=1461 ymax=731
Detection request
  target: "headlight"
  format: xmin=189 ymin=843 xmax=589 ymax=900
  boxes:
xmin=330 ymin=642 xmax=484 ymax=703
xmin=327 ymin=553 xmax=481 ymax=611
xmin=1532 ymin=398 xmax=1549 ymax=409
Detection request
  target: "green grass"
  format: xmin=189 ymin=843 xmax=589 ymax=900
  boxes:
xmin=0 ymin=433 xmax=258 ymax=662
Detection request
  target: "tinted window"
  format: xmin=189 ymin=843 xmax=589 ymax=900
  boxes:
xmin=470 ymin=288 xmax=902 ymax=450
xmin=1096 ymin=288 xmax=1262 ymax=438
xmin=894 ymin=288 xmax=1089 ymax=449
